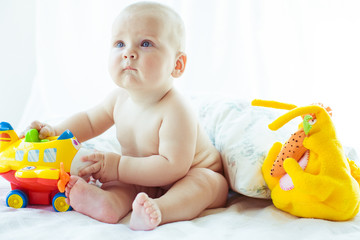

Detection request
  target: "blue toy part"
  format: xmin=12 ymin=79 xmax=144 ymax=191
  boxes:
xmin=0 ymin=122 xmax=13 ymax=131
xmin=57 ymin=130 xmax=74 ymax=140
xmin=6 ymin=190 xmax=28 ymax=208
xmin=52 ymin=192 xmax=72 ymax=212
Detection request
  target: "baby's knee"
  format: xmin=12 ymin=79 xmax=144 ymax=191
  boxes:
xmin=188 ymin=168 xmax=228 ymax=207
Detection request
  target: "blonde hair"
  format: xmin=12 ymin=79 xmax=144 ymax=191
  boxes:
xmin=121 ymin=2 xmax=186 ymax=52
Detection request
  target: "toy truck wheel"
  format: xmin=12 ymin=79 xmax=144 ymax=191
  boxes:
xmin=6 ymin=190 xmax=28 ymax=209
xmin=52 ymin=192 xmax=72 ymax=212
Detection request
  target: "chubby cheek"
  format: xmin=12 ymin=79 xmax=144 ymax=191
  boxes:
xmin=142 ymin=55 xmax=173 ymax=81
xmin=108 ymin=50 xmax=123 ymax=77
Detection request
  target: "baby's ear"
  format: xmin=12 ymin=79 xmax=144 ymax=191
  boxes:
xmin=172 ymin=53 xmax=187 ymax=78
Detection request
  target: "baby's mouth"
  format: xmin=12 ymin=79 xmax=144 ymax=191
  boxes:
xmin=124 ymin=66 xmax=136 ymax=71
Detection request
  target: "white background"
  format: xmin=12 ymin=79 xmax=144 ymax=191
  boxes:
xmin=1 ymin=0 xmax=360 ymax=147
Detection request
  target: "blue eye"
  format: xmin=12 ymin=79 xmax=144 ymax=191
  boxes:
xmin=116 ymin=42 xmax=125 ymax=48
xmin=141 ymin=41 xmax=152 ymax=47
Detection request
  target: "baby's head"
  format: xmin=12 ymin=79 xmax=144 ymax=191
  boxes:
xmin=109 ymin=2 xmax=187 ymax=93
xmin=120 ymin=2 xmax=186 ymax=52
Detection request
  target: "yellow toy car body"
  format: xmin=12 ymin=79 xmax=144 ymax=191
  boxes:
xmin=0 ymin=121 xmax=90 ymax=212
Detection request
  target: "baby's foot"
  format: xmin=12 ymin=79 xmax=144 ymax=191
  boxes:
xmin=65 ymin=175 xmax=81 ymax=204
xmin=129 ymin=192 xmax=161 ymax=230
xmin=65 ymin=176 xmax=120 ymax=223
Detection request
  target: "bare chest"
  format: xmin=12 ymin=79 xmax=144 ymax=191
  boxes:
xmin=114 ymin=106 xmax=162 ymax=156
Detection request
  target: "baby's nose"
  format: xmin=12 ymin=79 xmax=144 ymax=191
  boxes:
xmin=124 ymin=51 xmax=137 ymax=59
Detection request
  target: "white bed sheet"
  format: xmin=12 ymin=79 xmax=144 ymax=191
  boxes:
xmin=1 ymin=177 xmax=360 ymax=240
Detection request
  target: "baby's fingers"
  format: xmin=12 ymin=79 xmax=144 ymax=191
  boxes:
xmin=78 ymin=152 xmax=104 ymax=179
xmin=19 ymin=121 xmax=39 ymax=138
xmin=78 ymin=162 xmax=101 ymax=179
xmin=38 ymin=125 xmax=55 ymax=139
xmin=29 ymin=120 xmax=46 ymax=133
xmin=81 ymin=152 xmax=105 ymax=163
xmin=19 ymin=121 xmax=55 ymax=139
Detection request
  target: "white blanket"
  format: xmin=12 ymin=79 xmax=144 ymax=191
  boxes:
xmin=1 ymin=177 xmax=360 ymax=240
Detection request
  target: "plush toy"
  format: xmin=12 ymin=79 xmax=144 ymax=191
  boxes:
xmin=252 ymin=99 xmax=360 ymax=221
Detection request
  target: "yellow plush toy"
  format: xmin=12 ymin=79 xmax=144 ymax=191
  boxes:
xmin=252 ymin=99 xmax=360 ymax=221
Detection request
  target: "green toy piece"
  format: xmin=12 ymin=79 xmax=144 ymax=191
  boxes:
xmin=303 ymin=115 xmax=313 ymax=135
xmin=25 ymin=129 xmax=49 ymax=143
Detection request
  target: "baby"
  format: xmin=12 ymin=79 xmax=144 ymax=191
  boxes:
xmin=22 ymin=2 xmax=228 ymax=230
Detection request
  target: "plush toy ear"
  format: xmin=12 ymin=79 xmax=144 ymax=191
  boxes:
xmin=172 ymin=53 xmax=187 ymax=78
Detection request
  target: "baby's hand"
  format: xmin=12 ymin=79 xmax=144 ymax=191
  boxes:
xmin=78 ymin=152 xmax=120 ymax=183
xmin=19 ymin=120 xmax=56 ymax=139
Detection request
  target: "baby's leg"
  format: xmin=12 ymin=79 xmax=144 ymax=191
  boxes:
xmin=65 ymin=176 xmax=136 ymax=224
xmin=129 ymin=168 xmax=228 ymax=230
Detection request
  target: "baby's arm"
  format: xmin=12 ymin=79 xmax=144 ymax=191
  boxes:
xmin=53 ymin=90 xmax=120 ymax=142
xmin=21 ymin=90 xmax=120 ymax=142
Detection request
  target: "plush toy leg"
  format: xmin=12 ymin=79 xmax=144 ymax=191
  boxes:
xmin=262 ymin=142 xmax=282 ymax=190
